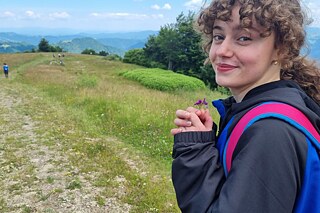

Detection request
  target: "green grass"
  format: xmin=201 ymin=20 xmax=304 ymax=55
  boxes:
xmin=76 ymin=74 xmax=98 ymax=88
xmin=121 ymin=68 xmax=206 ymax=91
xmin=1 ymin=53 xmax=224 ymax=212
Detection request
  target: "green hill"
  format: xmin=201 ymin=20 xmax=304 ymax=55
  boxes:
xmin=56 ymin=37 xmax=124 ymax=56
xmin=97 ymin=38 xmax=146 ymax=50
xmin=0 ymin=41 xmax=35 ymax=53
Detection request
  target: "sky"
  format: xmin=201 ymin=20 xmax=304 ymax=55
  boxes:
xmin=0 ymin=0 xmax=319 ymax=35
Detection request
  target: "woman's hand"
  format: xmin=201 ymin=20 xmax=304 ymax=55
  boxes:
xmin=171 ymin=107 xmax=213 ymax=135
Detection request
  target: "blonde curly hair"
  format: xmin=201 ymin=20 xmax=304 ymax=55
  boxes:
xmin=197 ymin=0 xmax=320 ymax=103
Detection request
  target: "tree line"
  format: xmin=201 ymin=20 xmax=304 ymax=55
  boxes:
xmin=123 ymin=12 xmax=217 ymax=90
xmin=36 ymin=39 xmax=118 ymax=57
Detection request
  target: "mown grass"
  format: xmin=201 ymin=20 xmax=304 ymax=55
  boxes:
xmin=4 ymin=53 xmax=224 ymax=212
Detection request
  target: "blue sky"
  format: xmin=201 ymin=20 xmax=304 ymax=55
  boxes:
xmin=0 ymin=0 xmax=319 ymax=34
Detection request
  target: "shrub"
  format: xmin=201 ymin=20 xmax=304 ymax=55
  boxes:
xmin=104 ymin=54 xmax=122 ymax=61
xmin=99 ymin=51 xmax=109 ymax=56
xmin=81 ymin=49 xmax=97 ymax=55
xmin=216 ymin=86 xmax=231 ymax=95
xmin=121 ymin=68 xmax=206 ymax=91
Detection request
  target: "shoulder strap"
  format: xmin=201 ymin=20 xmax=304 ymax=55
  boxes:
xmin=223 ymin=102 xmax=320 ymax=176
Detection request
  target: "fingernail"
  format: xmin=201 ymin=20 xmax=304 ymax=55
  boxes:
xmin=187 ymin=121 xmax=192 ymax=126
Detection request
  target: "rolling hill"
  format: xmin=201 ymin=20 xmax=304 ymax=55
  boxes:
xmin=0 ymin=31 xmax=156 ymax=56
xmin=97 ymin=38 xmax=146 ymax=51
xmin=0 ymin=41 xmax=36 ymax=53
xmin=56 ymin=37 xmax=124 ymax=55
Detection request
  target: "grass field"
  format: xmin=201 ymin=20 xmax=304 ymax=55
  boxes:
xmin=0 ymin=53 xmax=224 ymax=212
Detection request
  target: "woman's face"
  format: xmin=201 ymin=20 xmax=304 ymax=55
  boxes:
xmin=209 ymin=6 xmax=281 ymax=102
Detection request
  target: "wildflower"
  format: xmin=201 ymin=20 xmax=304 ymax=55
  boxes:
xmin=194 ymin=98 xmax=208 ymax=109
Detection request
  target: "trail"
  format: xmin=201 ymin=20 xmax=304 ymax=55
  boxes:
xmin=0 ymin=82 xmax=131 ymax=212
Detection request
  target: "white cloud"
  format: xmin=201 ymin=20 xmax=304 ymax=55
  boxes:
xmin=184 ymin=0 xmax=205 ymax=10
xmin=151 ymin=4 xmax=161 ymax=10
xmin=49 ymin=12 xmax=70 ymax=19
xmin=163 ymin=3 xmax=172 ymax=10
xmin=151 ymin=3 xmax=171 ymax=10
xmin=0 ymin=11 xmax=15 ymax=18
xmin=25 ymin=10 xmax=40 ymax=19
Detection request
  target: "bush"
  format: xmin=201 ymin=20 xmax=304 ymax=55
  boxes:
xmin=81 ymin=49 xmax=97 ymax=55
xmin=216 ymin=86 xmax=231 ymax=95
xmin=123 ymin=49 xmax=148 ymax=66
xmin=99 ymin=51 xmax=109 ymax=56
xmin=104 ymin=54 xmax=122 ymax=61
xmin=121 ymin=68 xmax=206 ymax=91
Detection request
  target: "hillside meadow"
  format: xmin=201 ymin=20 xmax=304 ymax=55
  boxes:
xmin=0 ymin=53 xmax=223 ymax=212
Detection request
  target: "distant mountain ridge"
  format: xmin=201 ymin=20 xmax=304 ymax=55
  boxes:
xmin=0 ymin=31 xmax=157 ymax=56
xmin=0 ymin=41 xmax=36 ymax=53
xmin=57 ymin=37 xmax=124 ymax=55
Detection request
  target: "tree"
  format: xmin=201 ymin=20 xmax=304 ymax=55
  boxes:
xmin=123 ymin=12 xmax=218 ymax=89
xmin=81 ymin=49 xmax=97 ymax=55
xmin=174 ymin=12 xmax=206 ymax=76
xmin=144 ymin=12 xmax=206 ymax=73
xmin=123 ymin=49 xmax=148 ymax=66
xmin=143 ymin=12 xmax=215 ymax=88
xmin=38 ymin=38 xmax=63 ymax=52
xmin=144 ymin=24 xmax=181 ymax=70
xmin=50 ymin=45 xmax=63 ymax=52
xmin=143 ymin=35 xmax=167 ymax=67
xmin=99 ymin=51 xmax=109 ymax=56
xmin=38 ymin=38 xmax=51 ymax=52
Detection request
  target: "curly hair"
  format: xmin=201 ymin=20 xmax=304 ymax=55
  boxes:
xmin=197 ymin=0 xmax=320 ymax=103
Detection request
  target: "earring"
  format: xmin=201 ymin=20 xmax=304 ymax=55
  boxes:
xmin=273 ymin=60 xmax=279 ymax=65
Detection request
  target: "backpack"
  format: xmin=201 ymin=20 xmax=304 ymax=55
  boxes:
xmin=215 ymin=101 xmax=320 ymax=213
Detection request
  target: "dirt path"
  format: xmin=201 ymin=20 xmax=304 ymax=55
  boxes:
xmin=0 ymin=83 xmax=131 ymax=212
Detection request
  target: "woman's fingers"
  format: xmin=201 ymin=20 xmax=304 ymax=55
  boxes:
xmin=174 ymin=118 xmax=192 ymax=127
xmin=171 ymin=107 xmax=213 ymax=135
xmin=202 ymin=110 xmax=213 ymax=128
xmin=175 ymin=109 xmax=191 ymax=119
xmin=188 ymin=112 xmax=204 ymax=128
xmin=171 ymin=127 xmax=184 ymax=135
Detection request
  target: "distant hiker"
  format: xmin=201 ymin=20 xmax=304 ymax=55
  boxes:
xmin=53 ymin=53 xmax=55 ymax=58
xmin=3 ymin=63 xmax=9 ymax=78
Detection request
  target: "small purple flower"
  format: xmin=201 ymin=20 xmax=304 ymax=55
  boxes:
xmin=203 ymin=98 xmax=208 ymax=108
xmin=194 ymin=99 xmax=203 ymax=106
xmin=194 ymin=98 xmax=208 ymax=109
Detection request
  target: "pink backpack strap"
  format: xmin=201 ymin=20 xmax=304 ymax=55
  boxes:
xmin=224 ymin=102 xmax=320 ymax=175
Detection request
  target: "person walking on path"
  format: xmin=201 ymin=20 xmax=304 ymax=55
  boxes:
xmin=3 ymin=63 xmax=9 ymax=78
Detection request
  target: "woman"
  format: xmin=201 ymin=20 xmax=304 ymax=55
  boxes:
xmin=171 ymin=0 xmax=320 ymax=212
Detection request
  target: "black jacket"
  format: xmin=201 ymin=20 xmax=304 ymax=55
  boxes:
xmin=172 ymin=80 xmax=320 ymax=213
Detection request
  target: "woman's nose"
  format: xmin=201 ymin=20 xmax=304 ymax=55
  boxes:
xmin=215 ymin=39 xmax=234 ymax=58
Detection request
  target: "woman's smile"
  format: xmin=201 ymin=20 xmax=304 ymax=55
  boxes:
xmin=215 ymin=63 xmax=239 ymax=72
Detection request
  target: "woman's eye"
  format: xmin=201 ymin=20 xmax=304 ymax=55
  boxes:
xmin=238 ymin=36 xmax=252 ymax=42
xmin=213 ymin=35 xmax=224 ymax=42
